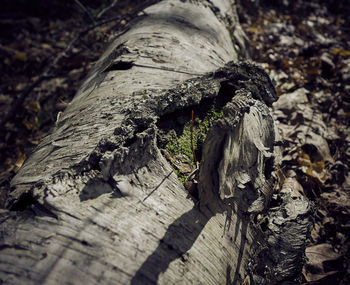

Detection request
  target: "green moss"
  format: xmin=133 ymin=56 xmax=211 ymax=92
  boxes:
xmin=173 ymin=169 xmax=188 ymax=183
xmin=164 ymin=102 xmax=224 ymax=181
xmin=166 ymin=128 xmax=193 ymax=162
xmin=228 ymin=28 xmax=242 ymax=55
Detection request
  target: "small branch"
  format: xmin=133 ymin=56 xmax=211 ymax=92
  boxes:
xmin=74 ymin=0 xmax=96 ymax=24
xmin=96 ymin=0 xmax=119 ymax=20
xmin=191 ymin=110 xmax=198 ymax=166
xmin=142 ymin=171 xmax=173 ymax=202
xmin=0 ymin=44 xmax=22 ymax=55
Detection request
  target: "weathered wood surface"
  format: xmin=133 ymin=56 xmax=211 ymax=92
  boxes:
xmin=0 ymin=0 xmax=313 ymax=284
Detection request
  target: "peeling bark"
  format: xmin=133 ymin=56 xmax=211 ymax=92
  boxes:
xmin=0 ymin=0 xmax=313 ymax=284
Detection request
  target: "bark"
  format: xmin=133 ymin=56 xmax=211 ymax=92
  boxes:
xmin=0 ymin=0 xmax=313 ymax=284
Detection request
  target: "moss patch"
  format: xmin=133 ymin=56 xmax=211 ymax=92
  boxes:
xmin=160 ymin=101 xmax=224 ymax=183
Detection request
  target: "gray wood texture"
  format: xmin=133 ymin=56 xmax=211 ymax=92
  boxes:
xmin=0 ymin=1 xmax=313 ymax=284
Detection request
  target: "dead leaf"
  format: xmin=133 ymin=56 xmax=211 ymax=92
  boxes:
xmin=273 ymin=88 xmax=309 ymax=112
xmin=321 ymin=190 xmax=350 ymax=212
xmin=56 ymin=41 xmax=67 ymax=48
xmin=294 ymin=124 xmax=334 ymax=163
xmin=320 ymin=53 xmax=335 ymax=69
xmin=246 ymin=26 xmax=264 ymax=34
xmin=22 ymin=116 xmax=39 ymax=130
xmin=297 ymin=146 xmax=327 ymax=184
xmin=305 ymin=66 xmax=320 ymax=76
xmin=14 ymin=151 xmax=26 ymax=171
xmin=14 ymin=52 xmax=28 ymax=61
xmin=331 ymin=48 xmax=350 ymax=57
xmin=24 ymin=101 xmax=41 ymax=113
xmin=303 ymin=243 xmax=342 ymax=282
xmin=279 ymin=81 xmax=296 ymax=91
xmin=41 ymin=43 xmax=52 ymax=49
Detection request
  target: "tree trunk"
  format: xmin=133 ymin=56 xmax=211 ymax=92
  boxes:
xmin=0 ymin=0 xmax=313 ymax=284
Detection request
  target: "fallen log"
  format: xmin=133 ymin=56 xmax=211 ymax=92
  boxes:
xmin=0 ymin=0 xmax=313 ymax=284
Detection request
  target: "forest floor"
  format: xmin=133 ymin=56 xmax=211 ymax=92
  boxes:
xmin=0 ymin=0 xmax=349 ymax=284
xmin=239 ymin=0 xmax=350 ymax=283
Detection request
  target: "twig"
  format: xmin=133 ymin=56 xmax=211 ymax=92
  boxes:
xmin=190 ymin=110 xmax=198 ymax=166
xmin=74 ymin=0 xmax=96 ymax=24
xmin=142 ymin=171 xmax=173 ymax=202
xmin=0 ymin=0 xmax=159 ymax=131
xmin=0 ymin=44 xmax=22 ymax=55
xmin=97 ymin=0 xmax=119 ymax=20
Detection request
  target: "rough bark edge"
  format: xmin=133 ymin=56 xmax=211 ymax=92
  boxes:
xmin=247 ymin=193 xmax=315 ymax=284
xmin=8 ymin=61 xmax=276 ymax=209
